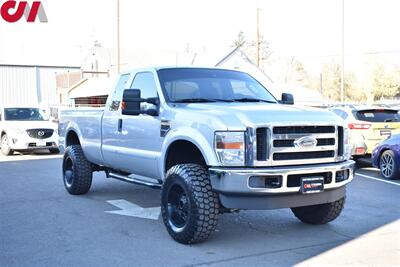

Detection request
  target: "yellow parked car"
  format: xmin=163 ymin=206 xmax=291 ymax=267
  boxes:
xmin=330 ymin=105 xmax=400 ymax=161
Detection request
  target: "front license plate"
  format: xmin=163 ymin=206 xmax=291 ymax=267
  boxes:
xmin=300 ymin=177 xmax=324 ymax=194
xmin=37 ymin=141 xmax=47 ymax=147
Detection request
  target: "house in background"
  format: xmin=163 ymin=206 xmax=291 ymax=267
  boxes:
xmin=67 ymin=77 xmax=113 ymax=107
xmin=215 ymin=47 xmax=324 ymax=107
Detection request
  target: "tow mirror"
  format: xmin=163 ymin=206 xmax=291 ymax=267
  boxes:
xmin=121 ymin=89 xmax=159 ymax=116
xmin=280 ymin=93 xmax=294 ymax=105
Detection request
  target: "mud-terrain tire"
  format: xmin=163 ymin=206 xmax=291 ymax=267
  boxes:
xmin=62 ymin=145 xmax=92 ymax=195
xmin=1 ymin=134 xmax=13 ymax=156
xmin=291 ymin=197 xmax=345 ymax=224
xmin=161 ymin=164 xmax=219 ymax=244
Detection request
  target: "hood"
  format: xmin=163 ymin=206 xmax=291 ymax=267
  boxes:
xmin=179 ymin=102 xmax=343 ymax=130
xmin=2 ymin=120 xmax=58 ymax=131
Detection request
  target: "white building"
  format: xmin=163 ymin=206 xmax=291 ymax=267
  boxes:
xmin=0 ymin=64 xmax=80 ymax=108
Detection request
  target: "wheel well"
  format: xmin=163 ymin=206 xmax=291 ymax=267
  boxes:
xmin=165 ymin=140 xmax=207 ymax=173
xmin=66 ymin=131 xmax=80 ymax=147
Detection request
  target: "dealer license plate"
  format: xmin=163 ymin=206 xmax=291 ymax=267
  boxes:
xmin=300 ymin=177 xmax=324 ymax=194
xmin=37 ymin=141 xmax=47 ymax=147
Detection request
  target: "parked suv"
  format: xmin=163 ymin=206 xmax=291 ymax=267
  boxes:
xmin=329 ymin=105 xmax=400 ymax=160
xmin=0 ymin=107 xmax=59 ymax=155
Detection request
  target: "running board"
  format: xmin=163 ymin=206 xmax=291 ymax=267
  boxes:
xmin=107 ymin=172 xmax=162 ymax=189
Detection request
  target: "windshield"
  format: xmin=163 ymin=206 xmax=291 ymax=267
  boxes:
xmin=4 ymin=108 xmax=48 ymax=121
xmin=355 ymin=109 xmax=400 ymax=122
xmin=157 ymin=68 xmax=277 ymax=103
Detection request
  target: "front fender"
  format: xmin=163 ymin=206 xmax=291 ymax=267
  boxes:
xmin=159 ymin=127 xmax=219 ymax=180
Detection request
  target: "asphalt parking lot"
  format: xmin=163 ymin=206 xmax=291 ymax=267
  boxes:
xmin=1 ymin=153 xmax=399 ymax=267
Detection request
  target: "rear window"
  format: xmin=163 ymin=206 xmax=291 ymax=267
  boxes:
xmin=355 ymin=109 xmax=400 ymax=122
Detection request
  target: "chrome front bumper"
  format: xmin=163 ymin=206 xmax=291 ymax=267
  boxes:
xmin=209 ymin=160 xmax=355 ymax=195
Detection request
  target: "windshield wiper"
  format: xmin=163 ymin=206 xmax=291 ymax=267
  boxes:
xmin=233 ymin=98 xmax=276 ymax=103
xmin=173 ymin=98 xmax=237 ymax=103
xmin=172 ymin=98 xmax=218 ymax=103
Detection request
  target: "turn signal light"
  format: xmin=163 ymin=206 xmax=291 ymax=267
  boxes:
xmin=348 ymin=123 xmax=371 ymax=130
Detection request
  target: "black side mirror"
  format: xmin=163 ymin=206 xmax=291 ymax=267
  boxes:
xmin=121 ymin=89 xmax=159 ymax=116
xmin=122 ymin=89 xmax=141 ymax=115
xmin=280 ymin=93 xmax=294 ymax=105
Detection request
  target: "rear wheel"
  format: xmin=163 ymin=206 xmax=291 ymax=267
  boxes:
xmin=161 ymin=164 xmax=219 ymax=244
xmin=379 ymin=150 xmax=399 ymax=180
xmin=62 ymin=145 xmax=92 ymax=195
xmin=291 ymin=198 xmax=345 ymax=225
xmin=1 ymin=134 xmax=13 ymax=156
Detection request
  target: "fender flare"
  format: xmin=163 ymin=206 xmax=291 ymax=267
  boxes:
xmin=159 ymin=127 xmax=219 ymax=180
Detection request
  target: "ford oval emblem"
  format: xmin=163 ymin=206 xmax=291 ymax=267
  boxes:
xmin=294 ymin=136 xmax=318 ymax=148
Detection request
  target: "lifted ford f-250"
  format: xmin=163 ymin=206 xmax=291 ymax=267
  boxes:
xmin=59 ymin=67 xmax=354 ymax=244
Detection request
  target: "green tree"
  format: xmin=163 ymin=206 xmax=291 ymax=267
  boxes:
xmin=320 ymin=63 xmax=365 ymax=102
xmin=372 ymin=65 xmax=400 ymax=100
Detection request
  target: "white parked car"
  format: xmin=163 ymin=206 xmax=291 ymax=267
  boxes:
xmin=0 ymin=106 xmax=59 ymax=156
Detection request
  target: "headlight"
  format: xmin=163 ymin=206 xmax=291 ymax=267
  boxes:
xmin=215 ymin=132 xmax=245 ymax=166
xmin=343 ymin=127 xmax=352 ymax=160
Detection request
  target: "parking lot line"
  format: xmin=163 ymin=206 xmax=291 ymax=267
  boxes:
xmin=356 ymin=173 xmax=400 ymax=187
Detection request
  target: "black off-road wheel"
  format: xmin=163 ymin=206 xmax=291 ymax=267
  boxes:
xmin=62 ymin=145 xmax=92 ymax=195
xmin=379 ymin=150 xmax=399 ymax=180
xmin=1 ymin=134 xmax=13 ymax=156
xmin=161 ymin=164 xmax=220 ymax=244
xmin=291 ymin=197 xmax=345 ymax=225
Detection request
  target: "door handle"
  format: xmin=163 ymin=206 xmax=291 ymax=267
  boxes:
xmin=118 ymin=119 xmax=123 ymax=132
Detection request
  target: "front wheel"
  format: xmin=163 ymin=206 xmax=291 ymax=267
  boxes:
xmin=291 ymin=197 xmax=345 ymax=225
xmin=1 ymin=134 xmax=13 ymax=156
xmin=62 ymin=145 xmax=92 ymax=195
xmin=161 ymin=164 xmax=220 ymax=244
xmin=379 ymin=150 xmax=399 ymax=180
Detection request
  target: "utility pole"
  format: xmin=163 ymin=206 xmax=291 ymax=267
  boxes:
xmin=116 ymin=0 xmax=121 ymax=74
xmin=256 ymin=8 xmax=260 ymax=67
xmin=341 ymin=0 xmax=345 ymax=102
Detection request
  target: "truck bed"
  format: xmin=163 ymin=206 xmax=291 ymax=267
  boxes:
xmin=59 ymin=107 xmax=105 ymax=165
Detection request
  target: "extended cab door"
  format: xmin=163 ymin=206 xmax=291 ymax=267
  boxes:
xmin=101 ymin=73 xmax=132 ymax=169
xmin=102 ymin=71 xmax=163 ymax=179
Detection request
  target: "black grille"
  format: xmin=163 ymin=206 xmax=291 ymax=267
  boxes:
xmin=273 ymin=126 xmax=335 ymax=135
xmin=337 ymin=126 xmax=344 ymax=156
xmin=26 ymin=129 xmax=54 ymax=139
xmin=287 ymin=172 xmax=333 ymax=187
xmin=273 ymin=151 xmax=335 ymax=161
xmin=273 ymin=138 xmax=335 ymax=148
xmin=256 ymin=128 xmax=268 ymax=161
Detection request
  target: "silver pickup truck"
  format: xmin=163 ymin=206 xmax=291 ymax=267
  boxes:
xmin=59 ymin=67 xmax=354 ymax=244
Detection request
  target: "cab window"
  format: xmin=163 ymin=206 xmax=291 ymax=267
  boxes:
xmin=130 ymin=72 xmax=158 ymax=99
xmin=109 ymin=74 xmax=131 ymax=111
